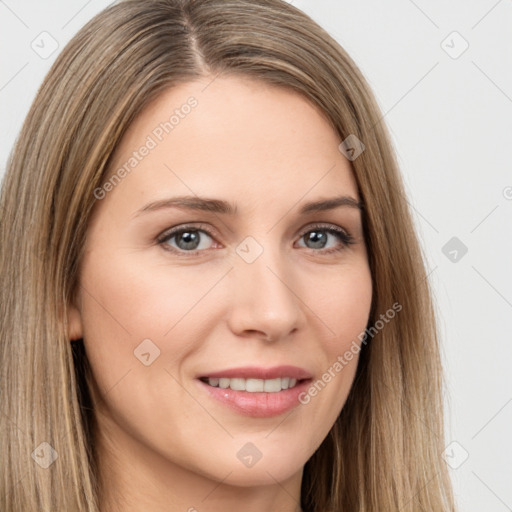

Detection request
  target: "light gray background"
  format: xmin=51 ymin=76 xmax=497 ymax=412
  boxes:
xmin=1 ymin=1 xmax=511 ymax=510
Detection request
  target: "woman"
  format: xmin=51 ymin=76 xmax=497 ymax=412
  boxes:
xmin=0 ymin=0 xmax=456 ymax=510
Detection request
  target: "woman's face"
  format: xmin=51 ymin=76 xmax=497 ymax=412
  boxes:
xmin=69 ymin=75 xmax=372 ymax=493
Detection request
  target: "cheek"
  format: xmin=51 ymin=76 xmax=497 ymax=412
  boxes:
xmin=299 ymin=262 xmax=372 ymax=424
xmin=78 ymin=249 xmax=226 ymax=367
xmin=76 ymin=250 xmax=226 ymax=456
xmin=315 ymin=262 xmax=373 ymax=351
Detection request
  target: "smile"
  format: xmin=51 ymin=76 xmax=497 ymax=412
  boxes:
xmin=196 ymin=365 xmax=313 ymax=417
xmin=200 ymin=376 xmax=299 ymax=393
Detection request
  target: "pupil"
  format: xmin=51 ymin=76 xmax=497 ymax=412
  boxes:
xmin=307 ymin=230 xmax=327 ymax=249
xmin=177 ymin=231 xmax=200 ymax=250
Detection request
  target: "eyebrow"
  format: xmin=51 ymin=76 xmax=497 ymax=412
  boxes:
xmin=132 ymin=194 xmax=363 ymax=218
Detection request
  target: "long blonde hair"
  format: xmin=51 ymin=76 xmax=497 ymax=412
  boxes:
xmin=0 ymin=0 xmax=456 ymax=510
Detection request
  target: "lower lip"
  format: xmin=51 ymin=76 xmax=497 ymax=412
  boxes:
xmin=197 ymin=379 xmax=312 ymax=418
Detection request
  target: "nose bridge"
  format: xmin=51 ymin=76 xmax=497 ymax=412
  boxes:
xmin=228 ymin=235 xmax=303 ymax=339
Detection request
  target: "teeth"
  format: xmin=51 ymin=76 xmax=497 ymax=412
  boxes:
xmin=229 ymin=378 xmax=245 ymax=391
xmin=263 ymin=378 xmax=281 ymax=392
xmin=204 ymin=377 xmax=300 ymax=392
xmin=246 ymin=378 xmax=264 ymax=392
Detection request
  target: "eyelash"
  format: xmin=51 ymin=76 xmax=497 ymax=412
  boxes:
xmin=156 ymin=222 xmax=356 ymax=257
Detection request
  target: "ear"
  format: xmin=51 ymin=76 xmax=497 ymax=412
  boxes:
xmin=67 ymin=292 xmax=84 ymax=341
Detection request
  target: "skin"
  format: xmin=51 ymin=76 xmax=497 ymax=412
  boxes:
xmin=68 ymin=75 xmax=373 ymax=512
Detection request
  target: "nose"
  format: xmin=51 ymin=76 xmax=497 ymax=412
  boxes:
xmin=226 ymin=243 xmax=306 ymax=342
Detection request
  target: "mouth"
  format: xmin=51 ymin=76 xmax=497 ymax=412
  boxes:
xmin=196 ymin=365 xmax=313 ymax=418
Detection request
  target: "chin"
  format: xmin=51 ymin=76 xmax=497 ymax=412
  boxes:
xmin=196 ymin=445 xmax=309 ymax=487
xmin=222 ymin=462 xmax=303 ymax=487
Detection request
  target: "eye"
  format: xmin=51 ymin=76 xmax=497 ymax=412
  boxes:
xmin=157 ymin=224 xmax=216 ymax=253
xmin=296 ymin=224 xmax=355 ymax=254
xmin=157 ymin=222 xmax=355 ymax=256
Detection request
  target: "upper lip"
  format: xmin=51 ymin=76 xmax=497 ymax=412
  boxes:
xmin=198 ymin=365 xmax=313 ymax=380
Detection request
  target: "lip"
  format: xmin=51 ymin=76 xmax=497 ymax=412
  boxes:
xmin=196 ymin=365 xmax=313 ymax=418
xmin=198 ymin=365 xmax=313 ymax=380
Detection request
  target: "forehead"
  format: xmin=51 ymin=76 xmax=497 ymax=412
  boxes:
xmin=97 ymin=75 xmax=359 ymax=218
